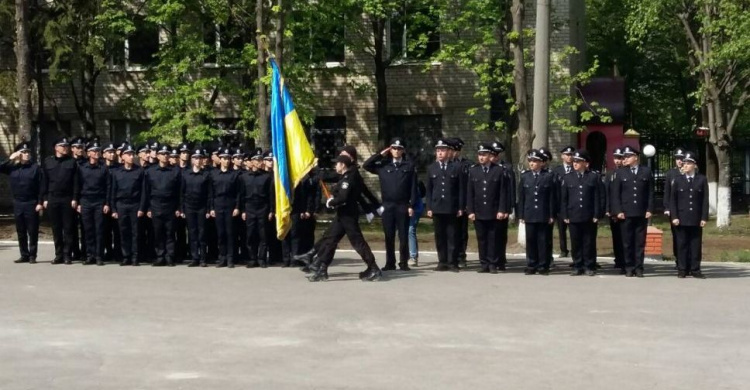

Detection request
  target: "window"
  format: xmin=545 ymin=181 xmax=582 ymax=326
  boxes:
xmin=312 ymin=116 xmax=346 ymax=168
xmin=386 ymin=115 xmax=442 ymax=171
xmin=109 ymin=120 xmax=151 ymax=143
xmin=389 ymin=2 xmax=440 ymax=61
xmin=111 ymin=15 xmax=159 ymax=69
xmin=202 ymin=18 xmax=251 ymax=66
xmin=291 ymin=10 xmax=345 ymax=65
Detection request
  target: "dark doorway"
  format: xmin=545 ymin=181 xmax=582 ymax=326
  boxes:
xmin=586 ymin=131 xmax=607 ymax=172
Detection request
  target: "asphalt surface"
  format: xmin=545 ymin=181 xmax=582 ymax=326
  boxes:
xmin=1 ymin=242 xmax=749 ymax=389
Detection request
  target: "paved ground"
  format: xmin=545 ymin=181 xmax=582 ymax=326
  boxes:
xmin=1 ymin=243 xmax=749 ymax=390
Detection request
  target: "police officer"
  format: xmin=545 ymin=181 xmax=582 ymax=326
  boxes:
xmin=560 ymin=150 xmax=602 ymax=276
xmin=110 ymin=145 xmax=146 ymax=266
xmin=211 ymin=147 xmax=241 ymax=268
xmin=552 ymin=146 xmax=575 ymax=258
xmin=240 ymin=149 xmax=274 ymax=268
xmin=263 ymin=151 xmax=284 ymax=264
xmin=231 ymin=147 xmax=248 ymax=265
xmin=363 ymin=137 xmax=418 ymax=271
xmin=466 ymin=143 xmax=509 ymax=273
xmin=283 ymin=169 xmax=320 ymax=267
xmin=425 ymin=138 xmax=464 ymax=272
xmin=663 ymin=148 xmax=685 ymax=267
xmin=490 ymin=141 xmax=515 ymax=270
xmin=181 ymin=149 xmax=212 ymax=267
xmin=70 ymin=137 xmax=88 ymax=260
xmin=173 ymin=142 xmax=192 ymax=262
xmin=42 ymin=137 xmax=79 ymax=264
xmin=102 ymin=143 xmax=122 ymax=263
xmin=518 ymin=149 xmax=557 ymax=275
xmin=144 ymin=145 xmax=182 ymax=267
xmin=307 ymin=155 xmax=382 ymax=282
xmin=611 ymin=146 xmax=654 ymax=278
xmin=76 ymin=141 xmax=110 ymax=266
xmin=449 ymin=138 xmax=472 ymax=268
xmin=669 ymin=151 xmax=708 ymax=279
xmin=606 ymin=147 xmax=626 ymax=272
xmin=1 ymin=141 xmax=44 ymax=264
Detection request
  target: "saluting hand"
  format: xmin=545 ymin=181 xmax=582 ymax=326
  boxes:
xmin=232 ymin=209 xmax=239 ymax=217
xmin=103 ymin=205 xmax=110 ymax=214
xmin=468 ymin=213 xmax=476 ymax=221
xmin=241 ymin=212 xmax=246 ymax=221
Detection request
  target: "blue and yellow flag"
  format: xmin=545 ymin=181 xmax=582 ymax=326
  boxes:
xmin=270 ymin=58 xmax=316 ymax=240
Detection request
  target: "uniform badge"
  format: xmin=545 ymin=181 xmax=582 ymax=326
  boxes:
xmin=341 ymin=182 xmax=349 ymax=189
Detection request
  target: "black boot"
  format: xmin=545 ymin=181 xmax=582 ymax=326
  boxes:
xmin=187 ymin=260 xmax=199 ymax=267
xmin=293 ymin=248 xmax=317 ymax=265
xmin=308 ymin=263 xmax=329 ymax=282
xmin=361 ymin=265 xmax=382 ymax=282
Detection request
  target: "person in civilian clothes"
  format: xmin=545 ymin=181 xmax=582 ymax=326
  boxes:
xmin=1 ymin=141 xmax=44 ymax=264
xmin=518 ymin=149 xmax=557 ymax=275
xmin=663 ymin=148 xmax=685 ymax=268
xmin=408 ymin=178 xmax=426 ymax=267
xmin=466 ymin=143 xmax=509 ymax=273
xmin=552 ymin=146 xmax=575 ymax=258
xmin=110 ymin=145 xmax=146 ymax=266
xmin=560 ymin=150 xmax=602 ymax=276
xmin=75 ymin=142 xmax=110 ymax=265
xmin=240 ymin=149 xmax=275 ymax=268
xmin=490 ymin=141 xmax=515 ymax=270
xmin=669 ymin=152 xmax=708 ymax=279
xmin=611 ymin=146 xmax=654 ymax=278
xmin=211 ymin=147 xmax=241 ymax=268
xmin=42 ymin=137 xmax=78 ymax=264
xmin=425 ymin=138 xmax=465 ymax=272
xmin=605 ymin=147 xmax=626 ymax=272
xmin=363 ymin=137 xmax=418 ymax=271
xmin=144 ymin=145 xmax=182 ymax=267
xmin=181 ymin=149 xmax=212 ymax=267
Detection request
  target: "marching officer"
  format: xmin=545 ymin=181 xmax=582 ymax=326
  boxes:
xmin=306 ymin=155 xmax=382 ymax=282
xmin=560 ymin=150 xmax=602 ymax=276
xmin=110 ymin=145 xmax=146 ymax=266
xmin=663 ymin=148 xmax=685 ymax=267
xmin=669 ymin=151 xmax=708 ymax=279
xmin=1 ymin=141 xmax=44 ymax=264
xmin=552 ymin=146 xmax=576 ymax=258
xmin=180 ymin=149 xmax=212 ymax=267
xmin=144 ymin=145 xmax=182 ymax=267
xmin=605 ymin=147 xmax=626 ymax=272
xmin=76 ymin=141 xmax=110 ymax=265
xmin=611 ymin=145 xmax=654 ymax=278
xmin=491 ymin=141 xmax=515 ymax=269
xmin=466 ymin=143 xmax=509 ymax=273
xmin=425 ymin=138 xmax=465 ymax=272
xmin=517 ymin=149 xmax=557 ymax=275
xmin=211 ymin=147 xmax=241 ymax=268
xmin=240 ymin=149 xmax=274 ymax=268
xmin=363 ymin=137 xmax=418 ymax=271
xmin=42 ymin=137 xmax=78 ymax=264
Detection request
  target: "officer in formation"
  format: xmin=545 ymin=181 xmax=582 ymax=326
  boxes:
xmin=110 ymin=145 xmax=146 ymax=266
xmin=669 ymin=151 xmax=708 ymax=278
xmin=490 ymin=141 xmax=515 ymax=269
xmin=517 ymin=149 xmax=557 ymax=275
xmin=75 ymin=141 xmax=110 ymax=265
xmin=211 ymin=147 xmax=241 ymax=268
xmin=605 ymin=147 xmax=626 ymax=272
xmin=180 ymin=149 xmax=212 ymax=267
xmin=663 ymin=148 xmax=685 ymax=268
xmin=42 ymin=137 xmax=78 ymax=264
xmin=144 ymin=145 xmax=182 ymax=266
xmin=240 ymin=149 xmax=274 ymax=268
xmin=552 ymin=146 xmax=575 ymax=258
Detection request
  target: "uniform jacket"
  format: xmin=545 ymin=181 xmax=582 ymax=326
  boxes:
xmin=0 ymin=160 xmax=44 ymax=204
xmin=110 ymin=165 xmax=146 ymax=213
xmin=560 ymin=170 xmax=602 ymax=223
xmin=239 ymin=170 xmax=275 ymax=218
xmin=181 ymin=168 xmax=212 ymax=212
xmin=611 ymin=165 xmax=654 ymax=217
xmin=42 ymin=155 xmax=78 ymax=201
xmin=425 ymin=160 xmax=465 ymax=215
xmin=362 ymin=153 xmax=417 ymax=207
xmin=669 ymin=174 xmax=709 ymax=226
xmin=517 ymin=170 xmax=557 ymax=223
xmin=466 ymin=163 xmax=509 ymax=220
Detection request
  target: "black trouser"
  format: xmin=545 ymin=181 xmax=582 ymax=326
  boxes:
xmin=670 ymin=223 xmax=679 ymax=264
xmin=174 ymin=216 xmax=187 ymax=262
xmin=457 ymin=214 xmax=469 ymax=262
xmin=569 ymin=221 xmax=597 ymax=271
xmin=496 ymin=219 xmax=509 ymax=266
xmin=298 ymin=216 xmax=316 ymax=254
xmin=474 ymin=219 xmax=498 ymax=269
xmin=382 ymin=204 xmax=410 ymax=267
xmin=234 ymin=215 xmax=246 ymax=262
xmin=103 ymin=209 xmax=121 ymax=261
xmin=47 ymin=198 xmax=75 ymax=261
xmin=246 ymin=215 xmax=268 ymax=264
xmin=206 ymin=216 xmax=218 ymax=261
xmin=73 ymin=209 xmax=85 ymax=259
xmin=610 ymin=218 xmax=624 ymax=268
xmin=557 ymin=218 xmax=569 ymax=254
xmin=547 ymin=223 xmax=554 ymax=264
xmin=214 ymin=208 xmax=235 ymax=264
xmin=138 ymin=217 xmax=155 ymax=262
xmin=316 ymin=213 xmax=377 ymax=268
xmin=621 ymin=216 xmax=647 ymax=272
xmin=525 ymin=222 xmax=551 ymax=270
xmin=13 ymin=201 xmax=39 ymax=260
xmin=80 ymin=200 xmax=106 ymax=261
xmin=116 ymin=203 xmax=139 ymax=261
xmin=282 ymin=214 xmax=302 ymax=264
xmin=266 ymin=217 xmax=282 ymax=263
xmin=184 ymin=208 xmax=207 ymax=262
xmin=151 ymin=208 xmax=176 ymax=263
xmin=675 ymin=226 xmax=702 ymax=273
xmin=433 ymin=214 xmax=458 ymax=266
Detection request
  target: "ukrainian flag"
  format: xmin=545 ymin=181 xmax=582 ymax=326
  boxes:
xmin=270 ymin=58 xmax=316 ymax=240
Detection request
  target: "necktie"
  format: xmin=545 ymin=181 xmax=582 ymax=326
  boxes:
xmin=578 ymin=173 xmax=582 ymax=179
xmin=631 ymin=167 xmax=637 ymax=175
xmin=534 ymin=173 xmax=538 ymax=180
xmin=484 ymin=167 xmax=489 ymax=174
xmin=441 ymin=163 xmax=446 ymax=171
xmin=566 ymin=166 xmax=570 ymax=174
xmin=688 ymin=177 xmax=693 ymax=184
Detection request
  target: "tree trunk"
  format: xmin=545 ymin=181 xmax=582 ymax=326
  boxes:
xmin=705 ymin=139 xmax=718 ymax=216
xmin=14 ymin=0 xmax=33 ymax=141
xmin=531 ymin=0 xmax=550 ymax=149
xmin=511 ymin=0 xmax=532 ymax=171
xmin=713 ymin=144 xmax=731 ymax=227
xmin=256 ymin=0 xmax=269 ymax=148
xmin=372 ymin=18 xmax=388 ymax=143
xmin=274 ymin=0 xmax=286 ymax=69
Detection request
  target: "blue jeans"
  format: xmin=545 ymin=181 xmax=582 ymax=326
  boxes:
xmin=408 ymin=211 xmax=422 ymax=259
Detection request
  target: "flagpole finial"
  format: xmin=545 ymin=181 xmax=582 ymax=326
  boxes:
xmin=259 ymin=35 xmax=274 ymax=59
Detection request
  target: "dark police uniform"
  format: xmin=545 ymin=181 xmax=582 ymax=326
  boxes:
xmin=560 ymin=151 xmax=602 ymax=274
xmin=466 ymin=144 xmax=508 ymax=273
xmin=71 ymin=137 xmax=88 ymax=261
xmin=552 ymin=148 xmax=575 ymax=257
xmin=1 ymin=142 xmax=44 ymax=263
xmin=517 ymin=150 xmax=557 ymax=274
xmin=76 ymin=144 xmax=111 ymax=265
xmin=239 ymin=152 xmax=274 ymax=268
xmin=537 ymin=147 xmax=558 ymax=268
xmin=611 ymin=147 xmax=654 ymax=277
xmin=491 ymin=141 xmax=515 ymax=269
xmin=449 ymin=138 xmax=473 ymax=268
xmin=362 ymin=138 xmax=418 ymax=271
xmin=42 ymin=137 xmax=79 ymax=264
xmin=283 ymin=170 xmax=319 ymax=267
xmin=144 ymin=147 xmax=182 ymax=266
xmin=232 ymin=148 xmax=248 ymax=264
xmin=669 ymin=152 xmax=708 ymax=278
xmin=102 ymin=143 xmax=122 ymax=263
xmin=605 ymin=148 xmax=625 ymax=270
xmin=110 ymin=146 xmax=146 ymax=266
xmin=425 ymin=139 xmax=465 ymax=272
xmin=181 ymin=150 xmax=212 ymax=267
xmin=663 ymin=148 xmax=685 ymax=266
xmin=211 ymin=151 xmax=241 ymax=268
xmin=263 ymin=151 xmax=283 ymax=264
xmin=136 ymin=145 xmax=156 ymax=263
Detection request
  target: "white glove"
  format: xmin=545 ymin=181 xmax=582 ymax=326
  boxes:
xmin=366 ymin=213 xmax=375 ymax=223
xmin=376 ymin=206 xmax=385 ymax=216
xmin=326 ymin=198 xmax=334 ymax=209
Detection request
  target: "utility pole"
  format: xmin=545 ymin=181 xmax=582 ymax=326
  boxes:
xmin=531 ymin=0 xmax=550 ymax=148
